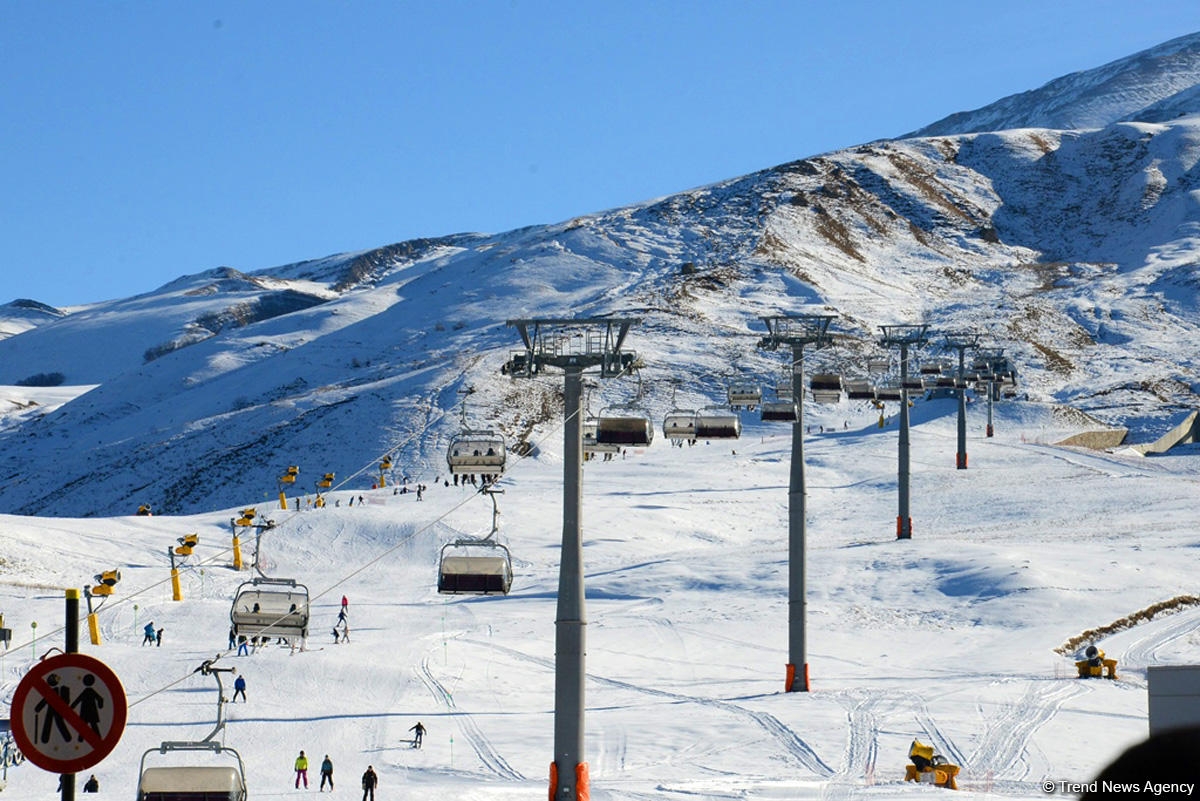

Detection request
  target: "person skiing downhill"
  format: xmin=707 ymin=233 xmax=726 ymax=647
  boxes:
xmin=232 ymin=673 xmax=246 ymax=702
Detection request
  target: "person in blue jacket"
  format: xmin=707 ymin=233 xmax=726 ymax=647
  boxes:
xmin=142 ymin=622 xmax=156 ymax=646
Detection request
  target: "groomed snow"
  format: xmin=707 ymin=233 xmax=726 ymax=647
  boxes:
xmin=1 ymin=397 xmax=1197 ymax=799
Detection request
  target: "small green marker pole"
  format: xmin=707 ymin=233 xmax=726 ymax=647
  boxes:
xmin=29 ymin=621 xmax=36 ymax=660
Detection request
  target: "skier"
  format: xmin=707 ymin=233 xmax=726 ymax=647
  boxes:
xmin=232 ymin=673 xmax=247 ymax=702
xmin=142 ymin=622 xmax=156 ymax=646
xmin=294 ymin=750 xmax=309 ymax=789
xmin=156 ymin=627 xmax=163 ymax=647
xmin=361 ymin=765 xmax=378 ymax=801
xmin=409 ymin=721 xmax=426 ymax=748
xmin=341 ymin=594 xmax=349 ymax=612
xmin=82 ymin=775 xmax=99 ymax=793
xmin=319 ymin=755 xmax=334 ymax=792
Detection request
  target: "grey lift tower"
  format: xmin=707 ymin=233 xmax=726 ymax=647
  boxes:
xmin=504 ymin=317 xmax=641 ymax=801
xmin=878 ymin=324 xmax=930 ymax=540
xmin=942 ymin=330 xmax=981 ymax=469
xmin=757 ymin=313 xmax=835 ymax=692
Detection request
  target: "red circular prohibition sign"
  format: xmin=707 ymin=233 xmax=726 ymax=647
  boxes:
xmin=9 ymin=653 xmax=128 ymax=774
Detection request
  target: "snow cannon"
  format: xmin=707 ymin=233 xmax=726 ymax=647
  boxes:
xmin=175 ymin=533 xmax=200 ymax=556
xmin=90 ymin=569 xmax=122 ymax=597
xmin=1075 ymin=644 xmax=1118 ymax=679
xmin=234 ymin=508 xmax=257 ymax=527
xmin=904 ymin=739 xmax=959 ymax=790
xmin=137 ymin=503 xmax=153 ymax=516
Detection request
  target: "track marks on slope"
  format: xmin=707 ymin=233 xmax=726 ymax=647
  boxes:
xmin=967 ymin=680 xmax=1087 ymax=780
xmin=418 ymin=656 xmax=526 ymax=781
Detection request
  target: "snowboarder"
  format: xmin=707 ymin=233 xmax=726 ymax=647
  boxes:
xmin=409 ymin=721 xmax=426 ymax=748
xmin=142 ymin=622 xmax=156 ymax=645
xmin=361 ymin=765 xmax=378 ymax=801
xmin=319 ymin=755 xmax=334 ymax=791
xmin=232 ymin=673 xmax=246 ymax=702
xmin=294 ymin=750 xmax=309 ymax=789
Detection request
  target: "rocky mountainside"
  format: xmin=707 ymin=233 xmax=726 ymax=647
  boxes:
xmin=1 ymin=34 xmax=1199 ymax=517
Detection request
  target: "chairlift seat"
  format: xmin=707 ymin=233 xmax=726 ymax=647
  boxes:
xmin=693 ymin=410 xmax=741 ymax=439
xmin=447 ymin=432 xmax=507 ymax=475
xmin=761 ymin=401 xmax=799 ymax=422
xmin=901 ymin=376 xmax=926 ymax=391
xmin=438 ymin=542 xmax=513 ymax=595
xmin=230 ymin=579 xmax=309 ymax=640
xmin=727 ymin=385 xmax=762 ymax=409
xmin=845 ymin=380 xmax=876 ymax=400
xmin=876 ymin=385 xmax=902 ymax=402
xmin=139 ymin=766 xmax=246 ymax=801
xmin=595 ymin=415 xmax=654 ymax=446
xmin=663 ymin=411 xmax=698 ymax=440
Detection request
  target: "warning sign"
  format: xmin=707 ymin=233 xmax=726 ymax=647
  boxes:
xmin=9 ymin=653 xmax=127 ymax=774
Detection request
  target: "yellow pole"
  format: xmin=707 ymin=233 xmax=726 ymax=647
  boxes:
xmin=171 ymin=567 xmax=182 ymax=601
xmin=87 ymin=612 xmax=102 ymax=645
xmin=279 ymin=490 xmax=288 ymax=510
xmin=232 ymin=535 xmax=243 ymax=570
xmin=379 ymin=471 xmax=386 ymax=488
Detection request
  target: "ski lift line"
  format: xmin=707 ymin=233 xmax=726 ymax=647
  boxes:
xmin=83 ymin=382 xmax=580 ymax=712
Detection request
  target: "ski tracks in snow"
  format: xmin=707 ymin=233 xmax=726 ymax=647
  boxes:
xmin=463 ymin=638 xmax=834 ymax=778
xmin=966 ymin=679 xmax=1087 ymax=780
xmin=417 ymin=656 xmax=526 ymax=781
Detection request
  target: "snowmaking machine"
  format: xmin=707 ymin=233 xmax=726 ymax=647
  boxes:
xmin=1075 ymin=644 xmax=1118 ymax=679
xmin=904 ymin=739 xmax=959 ymax=790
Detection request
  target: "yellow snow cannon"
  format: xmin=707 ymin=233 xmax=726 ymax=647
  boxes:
xmin=904 ymin=739 xmax=959 ymax=790
xmin=1075 ymin=645 xmax=1118 ymax=679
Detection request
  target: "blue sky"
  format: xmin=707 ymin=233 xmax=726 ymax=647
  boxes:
xmin=3 ymin=2 xmax=1199 ymax=308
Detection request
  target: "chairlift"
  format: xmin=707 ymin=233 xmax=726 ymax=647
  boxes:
xmin=867 ymin=355 xmax=891 ymax=374
xmin=935 ymin=375 xmax=966 ymax=389
xmin=810 ymin=373 xmax=843 ymax=404
xmin=437 ymin=489 xmax=513 ymax=595
xmin=844 ymin=379 xmax=876 ymax=400
xmin=230 ymin=577 xmax=310 ymax=642
xmin=761 ymin=401 xmax=799 ymax=423
xmin=446 ymin=430 xmax=507 ymax=476
xmin=583 ymin=417 xmax=618 ymax=455
xmin=902 ymin=375 xmax=927 ymax=391
xmin=138 ymin=742 xmax=247 ymax=801
xmin=875 ymin=383 xmax=903 ymax=402
xmin=595 ymin=410 xmax=654 ymax=446
xmin=693 ymin=407 xmax=741 ymax=439
xmin=727 ymin=383 xmax=761 ymax=411
xmin=662 ymin=409 xmax=698 ymax=441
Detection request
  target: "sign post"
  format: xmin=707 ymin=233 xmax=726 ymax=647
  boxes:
xmin=9 ymin=590 xmax=127 ymax=800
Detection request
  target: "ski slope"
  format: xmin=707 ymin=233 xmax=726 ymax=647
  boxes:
xmin=1 ymin=397 xmax=1197 ymax=799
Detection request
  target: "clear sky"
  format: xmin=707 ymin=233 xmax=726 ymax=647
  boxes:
xmin=3 ymin=1 xmax=1199 ymax=308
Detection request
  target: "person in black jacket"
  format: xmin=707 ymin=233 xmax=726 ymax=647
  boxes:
xmin=361 ymin=765 xmax=378 ymax=801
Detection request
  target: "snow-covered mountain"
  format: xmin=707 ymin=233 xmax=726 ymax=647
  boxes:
xmin=2 ymin=34 xmax=1200 ymax=517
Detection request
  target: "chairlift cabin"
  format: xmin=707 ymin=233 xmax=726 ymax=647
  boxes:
xmin=438 ymin=540 xmax=513 ymax=595
xmin=446 ymin=430 xmax=507 ymax=476
xmin=138 ymin=742 xmax=247 ymax=801
xmin=583 ymin=417 xmax=618 ymax=455
xmin=230 ymin=577 xmax=310 ymax=642
xmin=595 ymin=410 xmax=654 ymax=447
xmin=810 ymin=373 xmax=843 ymax=404
xmin=901 ymin=375 xmax=927 ymax=391
xmin=935 ymin=375 xmax=966 ymax=389
xmin=693 ymin=407 xmax=741 ymax=439
xmin=662 ymin=409 xmax=698 ymax=441
xmin=761 ymin=401 xmax=799 ymax=423
xmin=727 ymin=383 xmax=761 ymax=410
xmin=844 ymin=379 xmax=876 ymax=400
xmin=867 ymin=356 xmax=891 ymax=374
xmin=876 ymin=383 xmax=903 ymax=402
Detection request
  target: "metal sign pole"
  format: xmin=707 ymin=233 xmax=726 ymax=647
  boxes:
xmin=62 ymin=590 xmax=78 ymax=801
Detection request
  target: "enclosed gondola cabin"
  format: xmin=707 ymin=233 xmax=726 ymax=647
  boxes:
xmin=437 ymin=541 xmax=513 ymax=595
xmin=230 ymin=577 xmax=309 ymax=642
xmin=446 ymin=431 xmax=507 ymax=476
xmin=662 ymin=410 xmax=698 ymax=441
xmin=693 ymin=408 xmax=741 ymax=439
